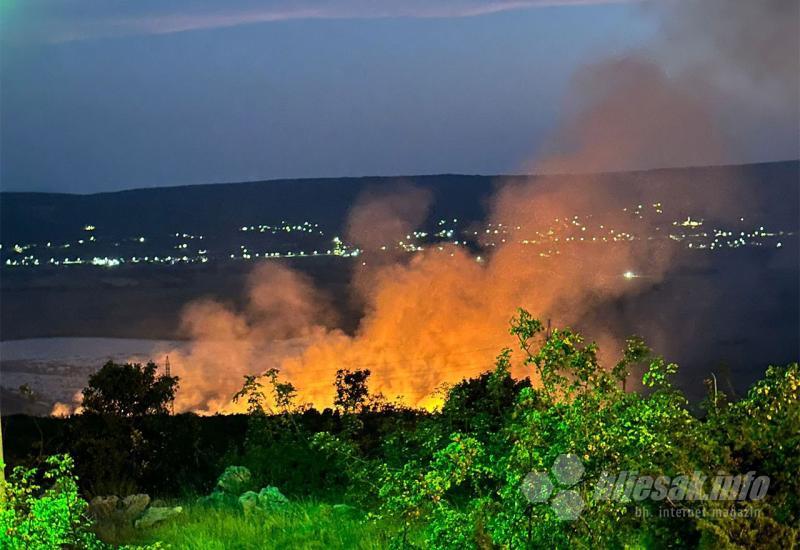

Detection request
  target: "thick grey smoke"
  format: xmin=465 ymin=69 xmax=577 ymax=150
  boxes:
xmin=652 ymin=0 xmax=799 ymax=163
xmin=656 ymin=0 xmax=798 ymax=105
xmin=535 ymin=0 xmax=799 ymax=172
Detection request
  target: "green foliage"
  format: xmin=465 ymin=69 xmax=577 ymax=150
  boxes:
xmin=214 ymin=466 xmax=253 ymax=496
xmin=695 ymin=363 xmax=800 ymax=547
xmin=268 ymin=369 xmax=299 ymax=414
xmin=0 ymin=454 xmax=103 ymax=549
xmin=61 ymin=411 xmax=245 ymax=498
xmin=8 ymin=309 xmax=798 ymax=549
xmin=368 ymin=309 xmax=799 ymax=548
xmin=230 ymin=369 xmax=349 ymax=501
xmin=82 ymin=360 xmax=178 ymax=417
xmin=232 ymin=375 xmax=268 ymax=415
xmin=257 ymin=486 xmax=290 ymax=510
xmin=310 ymin=431 xmax=385 ymax=506
xmin=138 ymin=501 xmax=407 ymax=549
xmin=232 ymin=368 xmax=299 ymax=416
xmin=215 ymin=310 xmax=798 ymax=548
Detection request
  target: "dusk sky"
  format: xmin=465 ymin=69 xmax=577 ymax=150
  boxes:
xmin=1 ymin=1 xmax=797 ymax=193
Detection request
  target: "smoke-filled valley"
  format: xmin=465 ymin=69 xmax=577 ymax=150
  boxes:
xmin=3 ymin=161 xmax=797 ymax=416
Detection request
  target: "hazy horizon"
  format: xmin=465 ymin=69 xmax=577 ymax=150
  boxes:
xmin=3 ymin=158 xmax=798 ymax=197
xmin=2 ymin=1 xmax=797 ymax=193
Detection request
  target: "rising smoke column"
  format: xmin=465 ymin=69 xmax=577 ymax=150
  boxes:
xmin=345 ymin=181 xmax=434 ymax=298
xmin=167 ymin=263 xmax=339 ymax=413
xmin=164 ymin=0 xmax=796 ymax=412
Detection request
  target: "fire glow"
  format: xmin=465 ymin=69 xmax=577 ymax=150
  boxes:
xmin=161 ymin=55 xmax=762 ymax=414
xmin=53 ymin=0 xmax=793 ymax=416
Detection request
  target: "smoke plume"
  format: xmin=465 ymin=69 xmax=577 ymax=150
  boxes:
xmin=167 ymin=263 xmax=337 ymax=412
xmin=162 ymin=0 xmax=795 ymax=412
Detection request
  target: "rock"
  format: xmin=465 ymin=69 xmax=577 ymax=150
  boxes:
xmin=239 ymin=491 xmax=259 ymax=514
xmin=88 ymin=496 xmax=119 ymax=520
xmin=257 ymin=486 xmax=288 ymax=510
xmin=121 ymin=494 xmax=150 ymax=521
xmin=215 ymin=466 xmax=252 ymax=495
xmin=88 ymin=494 xmax=152 ymax=539
xmin=135 ymin=506 xmax=183 ymax=529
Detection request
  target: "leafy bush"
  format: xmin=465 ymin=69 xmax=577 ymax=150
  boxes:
xmin=82 ymin=360 xmax=178 ymax=417
xmin=6 ymin=309 xmax=798 ymax=548
xmin=306 ymin=309 xmax=799 ymax=548
xmin=0 ymin=454 xmax=103 ymax=549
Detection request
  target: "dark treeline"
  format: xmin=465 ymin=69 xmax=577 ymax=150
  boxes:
xmin=3 ymin=408 xmax=427 ymax=500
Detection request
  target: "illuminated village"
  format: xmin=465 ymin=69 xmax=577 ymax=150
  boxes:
xmin=2 ymin=206 xmax=793 ymax=269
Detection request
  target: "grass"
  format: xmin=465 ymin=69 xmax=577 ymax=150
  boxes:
xmin=124 ymin=501 xmax=406 ymax=549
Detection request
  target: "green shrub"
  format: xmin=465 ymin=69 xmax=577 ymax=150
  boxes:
xmin=365 ymin=310 xmax=800 ymax=548
xmin=0 ymin=454 xmax=104 ymax=549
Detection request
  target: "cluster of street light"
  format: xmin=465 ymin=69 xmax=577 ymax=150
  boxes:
xmin=1 ymin=204 xmax=794 ymax=270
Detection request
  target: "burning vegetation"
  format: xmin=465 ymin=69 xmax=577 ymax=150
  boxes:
xmin=162 ymin=0 xmax=798 ymax=414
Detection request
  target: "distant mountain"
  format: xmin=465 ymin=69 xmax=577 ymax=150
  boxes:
xmin=2 ymin=161 xmax=797 ymax=246
xmin=1 ymin=174 xmax=494 ymax=246
xmin=0 ymin=162 xmax=797 ymax=381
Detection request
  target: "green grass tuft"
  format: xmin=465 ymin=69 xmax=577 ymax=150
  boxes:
xmin=132 ymin=502 xmax=400 ymax=549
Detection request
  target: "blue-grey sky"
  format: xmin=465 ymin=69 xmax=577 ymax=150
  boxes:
xmin=0 ymin=1 xmax=796 ymax=193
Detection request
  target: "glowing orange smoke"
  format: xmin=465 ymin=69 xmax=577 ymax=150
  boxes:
xmin=167 ymin=183 xmax=679 ymax=413
xmin=159 ymin=0 xmax=791 ymax=414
